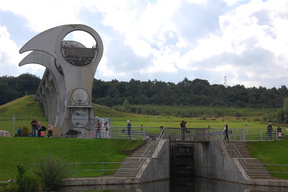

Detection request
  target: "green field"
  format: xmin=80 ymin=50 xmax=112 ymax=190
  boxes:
xmin=1 ymin=96 xmax=288 ymax=181
xmin=0 ymin=96 xmax=279 ymax=136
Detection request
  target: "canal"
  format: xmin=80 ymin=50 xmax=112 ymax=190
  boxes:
xmin=59 ymin=176 xmax=285 ymax=192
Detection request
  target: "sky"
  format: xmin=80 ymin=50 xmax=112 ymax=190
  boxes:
xmin=1 ymin=0 xmax=288 ymax=88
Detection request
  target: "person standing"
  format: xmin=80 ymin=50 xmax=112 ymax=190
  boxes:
xmin=95 ymin=120 xmax=101 ymax=138
xmin=276 ymin=126 xmax=282 ymax=140
xmin=36 ymin=120 xmax=42 ymax=137
xmin=47 ymin=124 xmax=53 ymax=138
xmin=180 ymin=120 xmax=186 ymax=128
xmin=127 ymin=120 xmax=131 ymax=139
xmin=31 ymin=118 xmax=37 ymax=137
xmin=104 ymin=121 xmax=110 ymax=139
xmin=266 ymin=122 xmax=273 ymax=140
xmin=180 ymin=120 xmax=187 ymax=141
xmin=224 ymin=122 xmax=229 ymax=141
xmin=17 ymin=127 xmax=22 ymax=137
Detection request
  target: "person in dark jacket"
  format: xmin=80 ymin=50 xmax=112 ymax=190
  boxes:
xmin=180 ymin=120 xmax=187 ymax=140
xmin=127 ymin=120 xmax=131 ymax=139
xmin=31 ymin=118 xmax=37 ymax=137
xmin=266 ymin=122 xmax=273 ymax=140
xmin=224 ymin=122 xmax=229 ymax=141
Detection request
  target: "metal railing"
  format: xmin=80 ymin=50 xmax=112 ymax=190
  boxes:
xmin=211 ymin=127 xmax=287 ymax=141
xmin=72 ymin=126 xmax=288 ymax=142
xmin=30 ymin=162 xmax=122 ymax=177
xmin=137 ymin=127 xmax=167 ymax=171
xmin=162 ymin=127 xmax=210 ymax=142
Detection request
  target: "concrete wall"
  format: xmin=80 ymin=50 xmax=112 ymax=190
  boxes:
xmin=193 ymin=141 xmax=248 ymax=184
xmin=139 ymin=140 xmax=170 ymax=183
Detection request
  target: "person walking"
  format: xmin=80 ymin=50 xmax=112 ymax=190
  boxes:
xmin=224 ymin=122 xmax=229 ymax=141
xmin=266 ymin=122 xmax=273 ymax=140
xmin=127 ymin=120 xmax=131 ymax=139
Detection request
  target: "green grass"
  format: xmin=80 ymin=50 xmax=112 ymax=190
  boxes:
xmin=1 ymin=96 xmax=288 ymax=181
xmin=0 ymin=137 xmax=143 ymax=180
xmin=0 ymin=96 xmax=276 ymax=135
xmin=246 ymin=141 xmax=288 ymax=179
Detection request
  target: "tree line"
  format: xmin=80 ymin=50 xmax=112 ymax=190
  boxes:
xmin=0 ymin=73 xmax=41 ymax=105
xmin=1 ymin=74 xmax=288 ymax=110
xmin=93 ymin=78 xmax=288 ymax=109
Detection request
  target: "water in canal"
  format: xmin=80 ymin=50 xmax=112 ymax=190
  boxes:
xmin=59 ymin=176 xmax=286 ymax=192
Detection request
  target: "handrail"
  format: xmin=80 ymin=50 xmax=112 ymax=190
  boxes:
xmin=138 ymin=143 xmax=152 ymax=162
xmin=156 ymin=127 xmax=165 ymax=143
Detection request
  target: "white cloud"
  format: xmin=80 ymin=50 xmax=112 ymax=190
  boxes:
xmin=0 ymin=26 xmax=44 ymax=76
xmin=1 ymin=0 xmax=288 ymax=88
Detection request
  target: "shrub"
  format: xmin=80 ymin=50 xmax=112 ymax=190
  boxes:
xmin=16 ymin=164 xmax=43 ymax=192
xmin=12 ymin=157 xmax=70 ymax=192
xmin=33 ymin=157 xmax=70 ymax=191
xmin=21 ymin=126 xmax=30 ymax=137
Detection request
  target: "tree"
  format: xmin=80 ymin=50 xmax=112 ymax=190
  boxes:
xmin=122 ymin=99 xmax=131 ymax=112
xmin=282 ymin=98 xmax=288 ymax=123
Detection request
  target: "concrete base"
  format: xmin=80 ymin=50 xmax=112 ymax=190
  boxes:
xmin=61 ymin=140 xmax=288 ymax=189
xmin=194 ymin=141 xmax=288 ymax=188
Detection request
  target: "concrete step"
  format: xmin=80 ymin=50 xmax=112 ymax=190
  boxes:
xmin=114 ymin=169 xmax=138 ymax=173
xmin=114 ymin=140 xmax=157 ymax=177
xmin=114 ymin=172 xmax=137 ymax=176
xmin=118 ymin=164 xmax=141 ymax=168
xmin=227 ymin=142 xmax=273 ymax=180
xmin=131 ymin=152 xmax=154 ymax=157
xmin=247 ymin=168 xmax=272 ymax=179
xmin=240 ymin=158 xmax=262 ymax=163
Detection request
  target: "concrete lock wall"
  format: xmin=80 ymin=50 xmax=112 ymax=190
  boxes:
xmin=193 ymin=141 xmax=247 ymax=183
xmin=139 ymin=140 xmax=170 ymax=183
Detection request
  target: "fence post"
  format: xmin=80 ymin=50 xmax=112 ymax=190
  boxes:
xmin=102 ymin=162 xmax=104 ymax=176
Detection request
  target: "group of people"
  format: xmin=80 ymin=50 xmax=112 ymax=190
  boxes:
xmin=16 ymin=118 xmax=53 ymax=137
xmin=223 ymin=121 xmax=284 ymax=141
xmin=266 ymin=122 xmax=283 ymax=140
xmin=179 ymin=120 xmax=231 ymax=141
xmin=30 ymin=118 xmax=53 ymax=137
xmin=95 ymin=120 xmax=111 ymax=139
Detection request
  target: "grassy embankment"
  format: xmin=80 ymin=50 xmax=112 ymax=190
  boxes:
xmin=1 ymin=96 xmax=288 ymax=180
xmin=0 ymin=137 xmax=142 ymax=181
xmin=247 ymin=141 xmax=288 ymax=179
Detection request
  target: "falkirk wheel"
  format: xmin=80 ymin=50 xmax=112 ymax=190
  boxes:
xmin=19 ymin=24 xmax=104 ymax=136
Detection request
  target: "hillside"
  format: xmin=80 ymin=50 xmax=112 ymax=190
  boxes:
xmin=0 ymin=95 xmax=283 ymax=135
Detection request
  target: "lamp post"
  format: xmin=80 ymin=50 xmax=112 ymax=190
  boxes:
xmin=12 ymin=115 xmax=16 ymax=136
